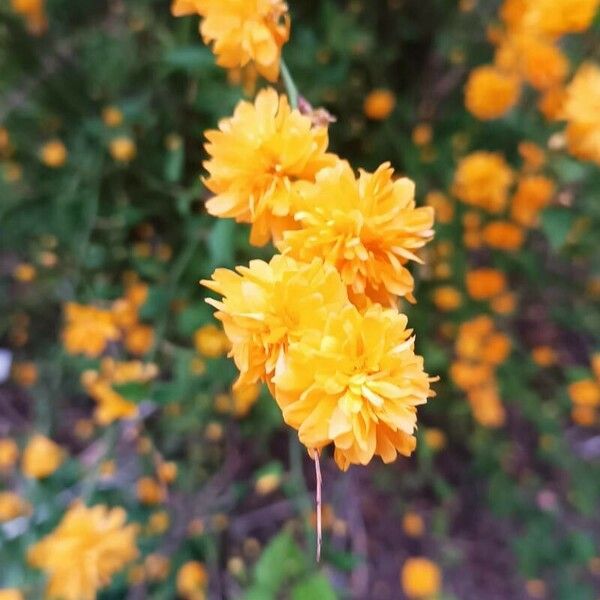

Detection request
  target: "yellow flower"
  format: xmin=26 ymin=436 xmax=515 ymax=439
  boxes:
xmin=563 ymin=63 xmax=600 ymax=166
xmin=465 ymin=268 xmax=507 ymax=300
xmin=203 ymin=255 xmax=347 ymax=391
xmin=278 ymin=161 xmax=434 ymax=306
xmin=453 ymin=152 xmax=514 ymax=213
xmin=62 ymin=303 xmax=120 ymax=358
xmin=109 ymin=136 xmax=137 ymax=162
xmin=177 ymin=561 xmax=208 ymax=600
xmin=465 ymin=65 xmax=521 ymax=120
xmin=363 ymin=89 xmax=396 ymax=120
xmin=0 ymin=492 xmax=31 ymax=522
xmin=194 ymin=324 xmax=229 ymax=358
xmin=203 ymin=88 xmax=337 ymax=246
xmin=40 ymin=140 xmax=67 ymax=168
xmin=401 ymin=557 xmax=442 ymax=599
xmin=28 ymin=502 xmax=138 ymax=600
xmin=171 ymin=0 xmax=290 ymax=82
xmin=524 ymin=0 xmax=600 ymax=37
xmin=0 ymin=439 xmax=19 ymax=472
xmin=273 ymin=304 xmax=434 ymax=470
xmin=82 ymin=359 xmax=158 ymax=425
xmin=22 ymin=434 xmax=64 ymax=479
xmin=144 ymin=553 xmax=170 ymax=581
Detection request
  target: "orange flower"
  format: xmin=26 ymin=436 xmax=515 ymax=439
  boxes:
xmin=563 ymin=63 xmax=600 ymax=166
xmin=482 ymin=221 xmax=525 ymax=250
xmin=273 ymin=304 xmax=434 ymax=470
xmin=0 ymin=492 xmax=31 ymax=522
xmin=177 ymin=561 xmax=208 ymax=600
xmin=278 ymin=161 xmax=434 ymax=306
xmin=532 ymin=345 xmax=556 ymax=367
xmin=466 ymin=268 xmax=507 ymax=300
xmin=62 ymin=303 xmax=120 ymax=358
xmin=82 ymin=359 xmax=158 ymax=425
xmin=465 ymin=66 xmax=521 ymax=120
xmin=28 ymin=503 xmax=138 ymax=600
xmin=21 ymin=434 xmax=64 ymax=479
xmin=425 ymin=191 xmax=454 ymax=224
xmin=450 ymin=361 xmax=493 ymax=389
xmin=203 ymin=88 xmax=337 ymax=246
xmin=11 ymin=0 xmax=47 ymax=34
xmin=432 ymin=286 xmax=462 ymax=311
xmin=518 ymin=141 xmax=546 ymax=171
xmin=137 ymin=477 xmax=165 ymax=505
xmin=401 ymin=557 xmax=442 ymax=599
xmin=523 ymin=0 xmax=600 ymax=37
xmin=232 ymin=382 xmax=261 ymax=417
xmin=202 ymin=255 xmax=348 ymax=391
xmin=40 ymin=140 xmax=67 ymax=168
xmin=194 ymin=324 xmax=229 ymax=358
xmin=125 ymin=324 xmax=154 ymax=356
xmin=453 ymin=152 xmax=514 ymax=213
xmin=171 ymin=0 xmax=290 ymax=82
xmin=510 ymin=175 xmax=555 ymax=227
xmin=0 ymin=439 xmax=19 ymax=472
xmin=538 ymin=86 xmax=566 ymax=121
xmin=468 ymin=384 xmax=506 ymax=427
xmin=109 ymin=136 xmax=137 ymax=163
xmin=363 ymin=89 xmax=396 ymax=120
xmin=568 ymin=380 xmax=600 ymax=407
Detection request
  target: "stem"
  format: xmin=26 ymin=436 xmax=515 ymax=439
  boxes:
xmin=280 ymin=59 xmax=299 ymax=109
xmin=314 ymin=450 xmax=322 ymax=562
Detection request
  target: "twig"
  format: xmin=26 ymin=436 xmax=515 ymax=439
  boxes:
xmin=314 ymin=450 xmax=323 ymax=562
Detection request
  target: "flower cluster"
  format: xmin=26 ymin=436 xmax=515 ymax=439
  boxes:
xmin=453 ymin=147 xmax=555 ymax=254
xmin=464 ymin=0 xmax=600 ymax=166
xmin=28 ymin=503 xmax=138 ymax=600
xmin=450 ymin=316 xmax=511 ymax=427
xmin=63 ymin=281 xmax=154 ymax=358
xmin=171 ymin=0 xmax=290 ymax=82
xmin=196 ymin=9 xmax=435 ymax=470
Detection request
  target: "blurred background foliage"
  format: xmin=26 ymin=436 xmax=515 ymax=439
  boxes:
xmin=1 ymin=0 xmax=600 ymax=599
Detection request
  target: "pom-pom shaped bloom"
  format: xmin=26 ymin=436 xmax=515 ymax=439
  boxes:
xmin=452 ymin=152 xmax=514 ymax=213
xmin=563 ymin=63 xmax=600 ymax=166
xmin=171 ymin=0 xmax=290 ymax=81
xmin=465 ymin=66 xmax=521 ymax=120
xmin=82 ymin=359 xmax=158 ymax=425
xmin=28 ymin=502 xmax=138 ymax=600
xmin=62 ymin=303 xmax=120 ymax=358
xmin=278 ymin=161 xmax=434 ymax=306
xmin=510 ymin=175 xmax=555 ymax=227
xmin=523 ymin=0 xmax=600 ymax=37
xmin=202 ymin=255 xmax=348 ymax=391
xmin=273 ymin=304 xmax=434 ymax=471
xmin=204 ymin=88 xmax=337 ymax=246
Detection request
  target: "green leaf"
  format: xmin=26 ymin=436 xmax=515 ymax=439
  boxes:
xmin=163 ymin=46 xmax=215 ymax=72
xmin=541 ymin=208 xmax=575 ymax=251
xmin=112 ymin=382 xmax=149 ymax=403
xmin=208 ymin=219 xmax=236 ymax=268
xmin=253 ymin=532 xmax=306 ymax=593
xmin=139 ymin=287 xmax=170 ymax=320
xmin=292 ymin=574 xmax=338 ymax=600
